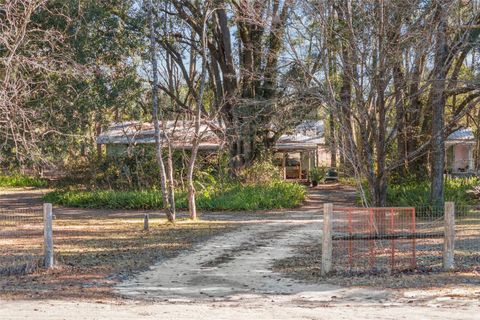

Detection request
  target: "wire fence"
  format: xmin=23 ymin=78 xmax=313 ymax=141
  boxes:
xmin=0 ymin=208 xmax=44 ymax=276
xmin=331 ymin=207 xmax=417 ymax=274
xmin=455 ymin=205 xmax=480 ymax=270
xmin=329 ymin=204 xmax=480 ymax=275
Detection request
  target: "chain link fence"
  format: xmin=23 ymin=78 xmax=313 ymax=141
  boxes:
xmin=0 ymin=208 xmax=45 ymax=276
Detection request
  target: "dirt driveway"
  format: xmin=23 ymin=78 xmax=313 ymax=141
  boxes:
xmin=1 ymin=185 xmax=480 ymax=319
xmin=115 ymin=185 xmax=357 ymax=301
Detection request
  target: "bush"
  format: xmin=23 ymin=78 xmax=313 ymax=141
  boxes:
xmin=0 ymin=174 xmax=48 ymax=188
xmin=44 ymin=189 xmax=164 ymax=209
xmin=467 ymin=184 xmax=480 ymax=199
xmin=239 ymin=160 xmax=281 ymax=184
xmin=387 ymin=177 xmax=479 ymax=207
xmin=309 ymin=167 xmax=325 ymax=183
xmin=196 ymin=181 xmax=307 ymax=211
xmin=44 ymin=181 xmax=307 ymax=211
xmin=56 ymin=148 xmax=163 ymax=190
xmin=57 ymin=149 xmax=234 ymax=191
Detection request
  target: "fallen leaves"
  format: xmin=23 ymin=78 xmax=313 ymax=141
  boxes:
xmin=0 ymin=215 xmax=235 ymax=301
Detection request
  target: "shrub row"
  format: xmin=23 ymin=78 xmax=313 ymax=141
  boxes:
xmin=0 ymin=174 xmax=48 ymax=188
xmin=44 ymin=181 xmax=306 ymax=211
xmin=387 ymin=177 xmax=479 ymax=207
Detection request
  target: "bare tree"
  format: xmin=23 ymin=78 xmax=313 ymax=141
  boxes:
xmin=289 ymin=0 xmax=480 ymax=206
xmin=0 ymin=0 xmax=75 ymax=167
xmin=167 ymin=0 xmax=301 ymax=169
xmin=147 ymin=0 xmax=175 ymax=222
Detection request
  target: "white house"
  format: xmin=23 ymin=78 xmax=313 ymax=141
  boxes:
xmin=97 ymin=120 xmax=333 ymax=181
xmin=446 ymin=128 xmax=477 ymax=175
xmin=273 ymin=120 xmax=332 ymax=180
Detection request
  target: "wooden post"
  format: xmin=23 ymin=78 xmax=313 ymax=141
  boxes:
xmin=443 ymin=202 xmax=455 ymax=270
xmin=282 ymin=153 xmax=287 ymax=180
xmin=322 ymin=203 xmax=333 ymax=275
xmin=43 ymin=203 xmax=54 ymax=268
xmin=144 ymin=213 xmax=149 ymax=231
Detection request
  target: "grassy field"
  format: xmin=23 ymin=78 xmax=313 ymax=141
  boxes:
xmin=0 ymin=213 xmax=235 ymax=300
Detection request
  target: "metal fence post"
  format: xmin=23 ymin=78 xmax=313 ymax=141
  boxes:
xmin=43 ymin=203 xmax=54 ymax=268
xmin=322 ymin=203 xmax=333 ymax=275
xmin=443 ymin=202 xmax=455 ymax=271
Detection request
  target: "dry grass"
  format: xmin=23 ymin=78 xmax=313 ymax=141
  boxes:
xmin=273 ymin=210 xmax=480 ymax=290
xmin=0 ymin=215 xmax=235 ymax=301
xmin=273 ymin=242 xmax=480 ymax=290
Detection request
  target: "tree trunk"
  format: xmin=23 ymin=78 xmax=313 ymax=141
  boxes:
xmin=475 ymin=108 xmax=480 ymax=171
xmin=95 ymin=123 xmax=103 ymax=158
xmin=187 ymin=146 xmax=198 ymax=220
xmin=148 ymin=0 xmax=174 ymax=222
xmin=406 ymin=51 xmax=427 ymax=177
xmin=393 ymin=63 xmax=406 ymax=172
xmin=335 ymin=1 xmax=355 ymax=177
xmin=165 ymin=139 xmax=176 ymax=217
xmin=187 ymin=18 xmax=209 ymax=220
xmin=329 ymin=112 xmax=337 ymax=168
xmin=429 ymin=6 xmax=448 ymax=206
xmin=374 ymin=0 xmax=387 ymax=207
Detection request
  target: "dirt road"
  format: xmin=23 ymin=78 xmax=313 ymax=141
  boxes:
xmin=1 ymin=299 xmax=479 ymax=320
xmin=1 ymin=185 xmax=480 ymax=319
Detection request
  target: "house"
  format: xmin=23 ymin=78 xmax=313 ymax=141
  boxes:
xmin=96 ymin=120 xmax=333 ymax=180
xmin=96 ymin=120 xmax=224 ymax=156
xmin=446 ymin=128 xmax=478 ymax=176
xmin=273 ymin=120 xmax=332 ymax=180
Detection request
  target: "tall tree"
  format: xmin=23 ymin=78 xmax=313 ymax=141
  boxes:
xmin=147 ymin=0 xmax=175 ymax=222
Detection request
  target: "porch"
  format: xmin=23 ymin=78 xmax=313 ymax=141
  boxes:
xmin=273 ymin=149 xmax=317 ymax=181
xmin=446 ymin=128 xmax=478 ymax=176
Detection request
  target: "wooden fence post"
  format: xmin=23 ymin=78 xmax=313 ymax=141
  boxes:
xmin=43 ymin=203 xmax=54 ymax=268
xmin=322 ymin=203 xmax=333 ymax=275
xmin=144 ymin=213 xmax=149 ymax=231
xmin=443 ymin=201 xmax=455 ymax=271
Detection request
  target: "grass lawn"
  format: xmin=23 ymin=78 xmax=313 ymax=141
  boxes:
xmin=0 ymin=213 xmax=235 ymax=300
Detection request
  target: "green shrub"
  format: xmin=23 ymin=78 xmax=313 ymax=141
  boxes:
xmin=57 ymin=149 xmax=234 ymax=191
xmin=44 ymin=181 xmax=306 ymax=211
xmin=57 ymin=148 xmax=163 ymax=190
xmin=197 ymin=181 xmax=307 ymax=211
xmin=44 ymin=189 xmax=164 ymax=209
xmin=386 ymin=177 xmax=479 ymax=207
xmin=309 ymin=167 xmax=325 ymax=183
xmin=338 ymin=176 xmax=361 ymax=186
xmin=0 ymin=174 xmax=48 ymax=188
xmin=239 ymin=160 xmax=281 ymax=184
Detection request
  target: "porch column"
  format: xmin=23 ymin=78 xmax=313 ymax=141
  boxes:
xmin=468 ymin=146 xmax=474 ymax=171
xmin=282 ymin=152 xmax=287 ymax=180
xmin=298 ymin=151 xmax=302 ymax=180
xmin=307 ymin=150 xmax=312 ymax=180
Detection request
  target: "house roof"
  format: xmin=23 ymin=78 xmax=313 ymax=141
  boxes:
xmin=275 ymin=120 xmax=325 ymax=150
xmin=97 ymin=120 xmax=325 ymax=151
xmin=96 ymin=120 xmax=224 ymax=150
xmin=446 ymin=128 xmax=475 ymax=145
